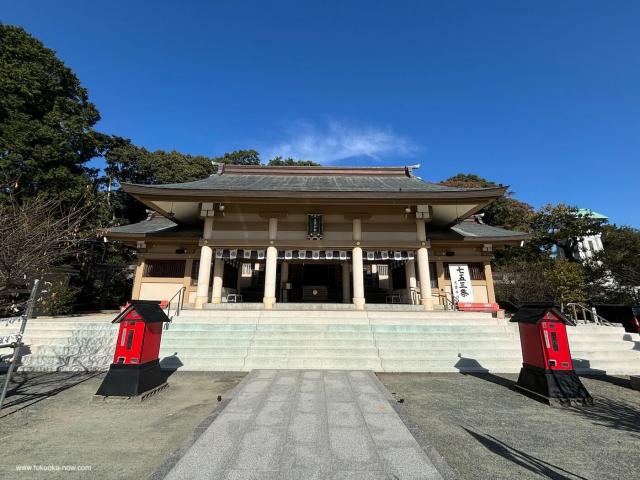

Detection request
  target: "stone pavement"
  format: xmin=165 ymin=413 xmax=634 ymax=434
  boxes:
xmin=163 ymin=370 xmax=449 ymax=480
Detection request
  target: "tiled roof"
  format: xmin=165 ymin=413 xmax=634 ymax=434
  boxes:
xmin=121 ymin=165 xmax=503 ymax=195
xmin=108 ymin=215 xmax=197 ymax=237
xmin=451 ymin=219 xmax=529 ymax=238
xmin=126 ymin=174 xmax=493 ymax=193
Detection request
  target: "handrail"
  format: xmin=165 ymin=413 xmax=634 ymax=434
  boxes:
xmin=564 ymin=302 xmax=614 ymax=326
xmin=438 ymin=290 xmax=457 ymax=311
xmin=165 ymin=286 xmax=186 ymax=326
xmin=407 ymin=287 xmax=419 ymax=305
xmin=1 ymin=279 xmax=40 ymax=411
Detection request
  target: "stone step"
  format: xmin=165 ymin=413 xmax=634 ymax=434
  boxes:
xmin=379 ymin=350 xmax=522 ymax=360
xmin=169 ymin=331 xmax=373 ymax=341
xmin=242 ymin=356 xmax=382 ymax=370
xmin=182 ymin=308 xmax=493 ymax=319
xmin=372 ymin=332 xmax=516 ymax=341
xmin=244 ymin=347 xmax=380 ymax=357
xmin=572 ymin=361 xmax=640 ymax=375
xmin=370 ymin=325 xmax=514 ymax=333
xmin=159 ymin=356 xmax=246 ymax=371
xmin=10 ymin=315 xmax=640 ymax=375
xmin=569 ymin=328 xmax=628 ymax=336
xmin=568 ymin=339 xmax=639 ymax=348
xmin=571 ymin=350 xmax=640 ymax=360
xmin=380 ymin=358 xmax=522 ymax=373
xmin=378 ymin=343 xmax=521 ymax=352
xmin=26 ymin=345 xmax=248 ymax=358
xmin=18 ymin=354 xmax=113 ymax=371
xmin=171 ymin=316 xmax=503 ymax=326
xmin=373 ymin=339 xmax=513 ymax=349
xmin=162 ymin=338 xmax=375 ymax=348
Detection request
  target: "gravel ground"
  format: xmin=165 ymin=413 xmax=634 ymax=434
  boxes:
xmin=377 ymin=372 xmax=640 ymax=480
xmin=0 ymin=370 xmax=245 ymax=479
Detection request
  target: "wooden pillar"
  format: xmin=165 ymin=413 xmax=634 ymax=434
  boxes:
xmin=342 ymin=263 xmax=351 ymax=303
xmin=281 ymin=261 xmax=289 ymax=302
xmin=416 ymin=218 xmax=433 ymax=311
xmin=132 ymin=258 xmax=144 ymax=300
xmin=405 ymin=259 xmax=417 ymax=304
xmin=436 ymin=261 xmax=446 ymax=305
xmin=195 ymin=217 xmax=214 ymax=308
xmin=352 ymin=247 xmax=365 ymax=310
xmin=211 ymin=258 xmax=225 ymax=304
xmin=263 ymin=218 xmax=278 ymax=309
xmin=484 ymin=261 xmax=496 ymax=303
xmin=352 ymin=218 xmax=365 ymax=310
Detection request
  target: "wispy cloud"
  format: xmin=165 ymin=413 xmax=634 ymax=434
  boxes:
xmin=264 ymin=120 xmax=418 ymax=164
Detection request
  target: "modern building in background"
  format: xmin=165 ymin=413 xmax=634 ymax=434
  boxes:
xmin=106 ymin=165 xmax=528 ymax=310
xmin=553 ymin=209 xmax=608 ymax=261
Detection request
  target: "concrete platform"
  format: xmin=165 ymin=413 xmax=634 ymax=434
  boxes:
xmin=201 ymin=303 xmax=431 ymax=312
xmin=162 ymin=370 xmax=452 ymax=480
xmin=5 ymin=311 xmax=640 ymax=375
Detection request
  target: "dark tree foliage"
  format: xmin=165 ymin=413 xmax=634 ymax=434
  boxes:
xmin=268 ymin=156 xmax=321 ymax=166
xmin=0 ymin=26 xmax=133 ymax=311
xmin=528 ymin=204 xmax=607 ymax=262
xmin=494 ymin=259 xmax=587 ymax=306
xmin=212 ymin=149 xmax=261 ymax=165
xmin=439 ymin=174 xmax=533 ymax=231
xmin=0 ymin=25 xmax=103 ymax=205
xmin=586 ymin=225 xmax=640 ymax=304
xmin=104 ymin=136 xmax=215 ymax=185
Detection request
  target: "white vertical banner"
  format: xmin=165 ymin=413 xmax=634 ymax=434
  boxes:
xmin=448 ymin=264 xmax=475 ymax=302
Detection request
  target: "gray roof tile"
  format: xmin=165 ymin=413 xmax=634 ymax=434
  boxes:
xmin=127 ymin=174 xmax=494 ymax=193
xmin=451 ymin=220 xmax=528 ymax=238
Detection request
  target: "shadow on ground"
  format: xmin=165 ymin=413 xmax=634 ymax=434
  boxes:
xmin=0 ymin=371 xmax=101 ymax=418
xmin=455 ymin=355 xmax=517 ymax=389
xmin=580 ymin=373 xmax=631 ymax=389
xmin=160 ymin=352 xmax=184 ymax=382
xmin=567 ymin=395 xmax=640 ymax=437
xmin=463 ymin=427 xmax=589 ymax=480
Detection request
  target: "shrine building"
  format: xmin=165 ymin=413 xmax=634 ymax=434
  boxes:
xmin=106 ymin=165 xmax=528 ymax=310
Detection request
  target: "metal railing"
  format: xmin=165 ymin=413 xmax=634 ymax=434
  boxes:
xmin=438 ymin=290 xmax=458 ymax=311
xmin=1 ymin=279 xmax=40 ymax=411
xmin=564 ymin=302 xmax=614 ymax=326
xmin=407 ymin=287 xmax=420 ymax=305
xmin=164 ymin=286 xmax=186 ymax=328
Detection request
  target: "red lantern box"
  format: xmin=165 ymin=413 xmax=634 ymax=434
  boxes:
xmin=96 ymin=300 xmax=170 ymax=398
xmin=510 ymin=303 xmax=592 ymax=406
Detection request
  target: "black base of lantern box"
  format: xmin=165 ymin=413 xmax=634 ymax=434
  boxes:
xmin=515 ymin=363 xmax=593 ymax=406
xmin=95 ymin=359 xmax=165 ymax=398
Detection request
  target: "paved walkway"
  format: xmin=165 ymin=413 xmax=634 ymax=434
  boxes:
xmin=164 ymin=370 xmax=447 ymax=480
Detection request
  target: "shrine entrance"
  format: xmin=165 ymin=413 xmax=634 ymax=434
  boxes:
xmin=285 ymin=263 xmax=344 ymax=303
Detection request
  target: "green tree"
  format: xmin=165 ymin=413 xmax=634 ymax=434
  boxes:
xmin=544 ymin=260 xmax=587 ymax=304
xmin=439 ymin=174 xmax=533 ymax=231
xmin=103 ymin=138 xmax=215 ymax=225
xmin=494 ymin=260 xmax=554 ymax=306
xmin=268 ymin=156 xmax=321 ymax=166
xmin=529 ymin=204 xmax=607 ymax=262
xmin=586 ymin=225 xmax=640 ymax=303
xmin=212 ymin=149 xmax=260 ymax=165
xmin=0 ymin=25 xmax=104 ymax=205
xmin=104 ymin=137 xmax=215 ymax=186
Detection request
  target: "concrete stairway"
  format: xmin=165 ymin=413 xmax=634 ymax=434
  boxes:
xmin=2 ymin=310 xmax=639 ymax=374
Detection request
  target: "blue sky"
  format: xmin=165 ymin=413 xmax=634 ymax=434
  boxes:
xmin=3 ymin=1 xmax=639 ymax=226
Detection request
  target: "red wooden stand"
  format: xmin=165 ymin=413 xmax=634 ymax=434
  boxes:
xmin=96 ymin=300 xmax=170 ymax=398
xmin=511 ymin=303 xmax=592 ymax=406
